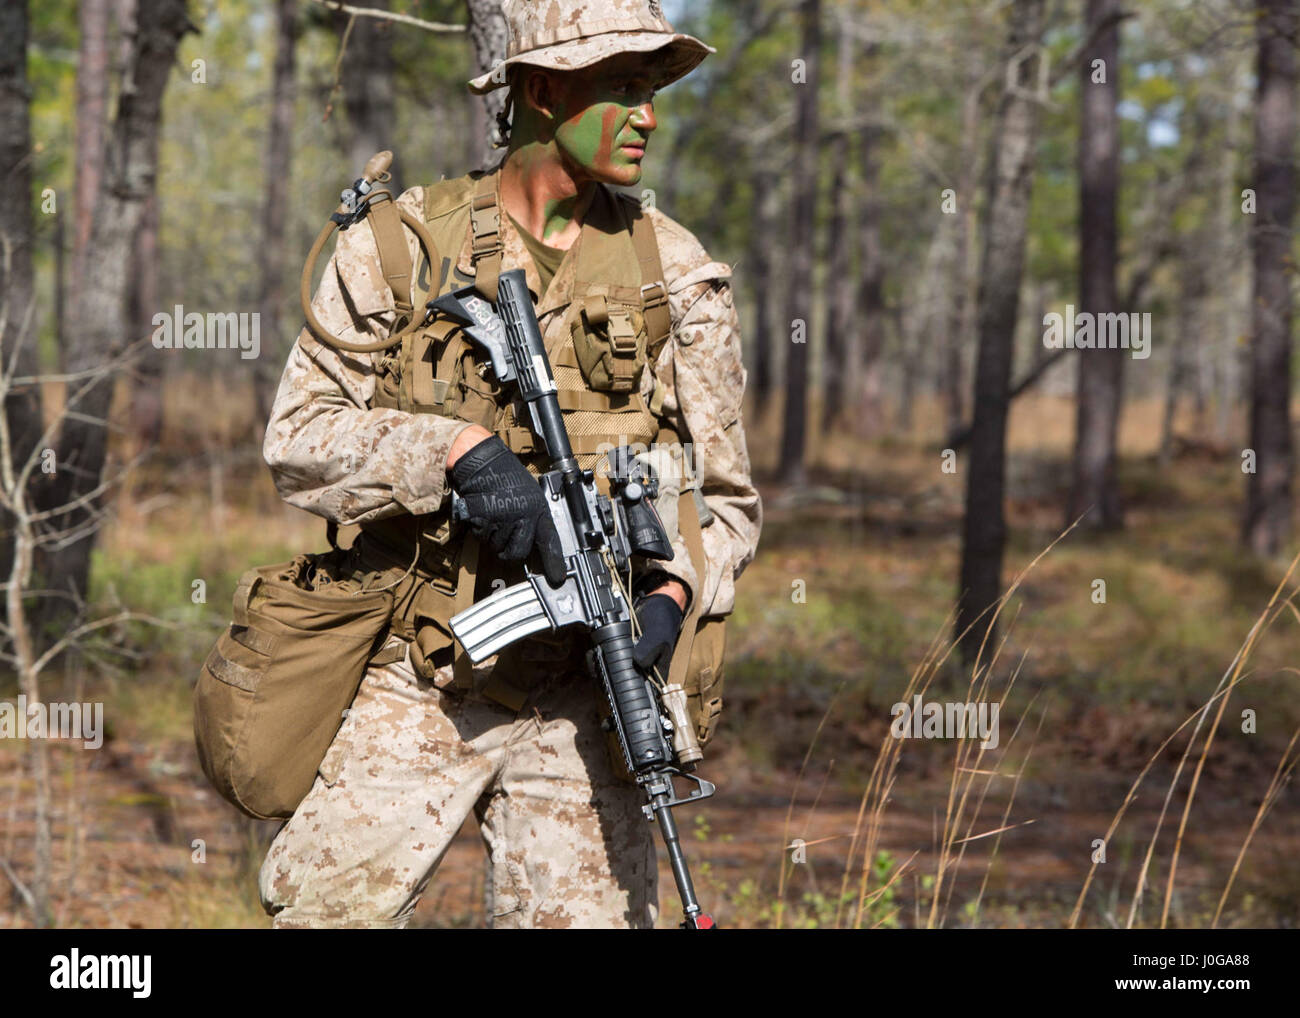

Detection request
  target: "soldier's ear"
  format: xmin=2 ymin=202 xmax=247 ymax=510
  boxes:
xmin=521 ymin=68 xmax=563 ymax=122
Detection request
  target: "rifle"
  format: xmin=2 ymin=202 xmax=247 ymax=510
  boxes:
xmin=435 ymin=268 xmax=717 ymax=930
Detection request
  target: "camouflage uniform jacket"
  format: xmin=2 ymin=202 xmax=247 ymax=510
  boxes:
xmin=264 ymin=175 xmax=761 ymax=618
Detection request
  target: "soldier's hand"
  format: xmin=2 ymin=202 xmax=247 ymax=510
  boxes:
xmin=632 ymin=592 xmax=684 ymax=675
xmin=448 ymin=434 xmax=567 ymax=585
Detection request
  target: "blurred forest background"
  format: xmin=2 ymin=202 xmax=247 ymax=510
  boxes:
xmin=2 ymin=0 xmax=1300 ymax=930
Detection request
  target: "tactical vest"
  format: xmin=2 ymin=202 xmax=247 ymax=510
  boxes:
xmin=370 ymin=168 xmax=669 ymax=467
xmin=349 ymin=167 xmax=719 ymax=730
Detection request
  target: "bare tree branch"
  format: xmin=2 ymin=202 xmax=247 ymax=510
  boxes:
xmin=30 ymin=610 xmax=181 ymax=679
xmin=0 ymin=857 xmax=36 ymax=910
xmin=306 ymin=0 xmax=465 ymax=33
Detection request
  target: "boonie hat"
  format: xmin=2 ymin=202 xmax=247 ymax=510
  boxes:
xmin=468 ymin=0 xmax=714 ymax=94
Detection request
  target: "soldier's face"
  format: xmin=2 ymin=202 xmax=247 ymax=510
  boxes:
xmin=549 ymin=54 xmax=659 ymax=187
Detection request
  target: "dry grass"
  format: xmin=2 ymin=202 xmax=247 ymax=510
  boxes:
xmin=1069 ymin=546 xmax=1300 ymax=929
xmin=805 ymin=522 xmax=1077 ymax=929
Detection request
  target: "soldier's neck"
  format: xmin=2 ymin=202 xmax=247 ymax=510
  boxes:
xmin=499 ymin=138 xmax=595 ymax=251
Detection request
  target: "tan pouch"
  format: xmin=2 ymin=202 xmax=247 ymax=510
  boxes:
xmin=566 ymin=294 xmax=647 ymax=393
xmin=683 ymin=617 xmax=727 ymax=747
xmin=406 ymin=584 xmax=460 ymax=687
xmin=661 ymin=460 xmax=728 ymax=750
xmin=398 ymin=535 xmax=480 ymax=692
xmin=193 ymin=551 xmax=395 ymax=821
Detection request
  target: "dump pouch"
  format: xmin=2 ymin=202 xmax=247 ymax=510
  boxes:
xmin=193 ymin=550 xmax=396 ymax=821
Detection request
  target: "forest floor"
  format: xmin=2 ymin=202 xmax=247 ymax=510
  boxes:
xmin=2 ymin=391 xmax=1299 ymax=929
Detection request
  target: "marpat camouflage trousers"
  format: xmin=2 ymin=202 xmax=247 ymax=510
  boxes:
xmin=259 ymin=634 xmax=658 ymax=928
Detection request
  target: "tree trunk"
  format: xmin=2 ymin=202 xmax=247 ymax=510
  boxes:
xmin=899 ymin=222 xmax=949 ymax=435
xmin=944 ymin=60 xmax=984 ymax=441
xmin=857 ymin=123 xmax=886 ymax=438
xmin=127 ymin=191 xmax=163 ymax=449
xmin=956 ymin=0 xmax=1047 ymax=662
xmin=749 ymin=169 xmax=777 ymax=420
xmin=1068 ymin=0 xmax=1124 ymax=531
xmin=942 ymin=215 xmax=971 ymax=442
xmin=2 ymin=2 xmax=50 ymax=925
xmin=54 ymin=209 xmax=65 ymax=355
xmin=9 ymin=526 xmax=52 ymax=926
xmin=40 ymin=0 xmax=193 ymax=621
xmin=340 ymin=1 xmax=399 ymax=191
xmin=822 ymin=130 xmax=852 ymax=433
xmin=1213 ymin=63 xmax=1245 ymax=446
xmin=465 ymin=0 xmax=508 ymax=169
xmin=0 ymin=0 xmax=43 ymax=607
xmin=73 ymin=0 xmax=113 ymax=308
xmin=1159 ymin=268 xmax=1194 ymax=466
xmin=778 ymin=0 xmax=820 ymax=485
xmin=253 ymin=0 xmax=299 ymax=426
xmin=821 ymin=20 xmax=855 ymax=434
xmin=1160 ymin=93 xmax=1211 ymax=466
xmin=1243 ymin=0 xmax=1297 ymax=556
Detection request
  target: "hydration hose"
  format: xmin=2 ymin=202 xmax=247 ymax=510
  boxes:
xmin=300 ymin=150 xmax=440 ymax=354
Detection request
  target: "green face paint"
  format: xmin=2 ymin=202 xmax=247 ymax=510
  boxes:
xmin=501 ymin=56 xmax=660 ymax=241
xmin=538 ymin=193 xmax=584 ymax=241
xmin=552 ymin=59 xmax=658 ymax=189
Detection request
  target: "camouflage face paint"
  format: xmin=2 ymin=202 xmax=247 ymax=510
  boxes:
xmin=552 ymin=57 xmax=658 ymax=189
xmin=538 ymin=194 xmax=583 ymax=241
xmin=556 ymin=103 xmax=624 ymax=174
xmin=500 ymin=55 xmax=659 ymax=241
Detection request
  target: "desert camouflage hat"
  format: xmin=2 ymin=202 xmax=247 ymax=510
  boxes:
xmin=468 ymin=0 xmax=714 ymax=95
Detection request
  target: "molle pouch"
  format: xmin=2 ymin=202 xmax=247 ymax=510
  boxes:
xmin=193 ymin=551 xmax=396 ymax=821
xmin=404 ymin=584 xmax=461 ymax=689
xmin=684 ymin=618 xmax=727 ymax=747
xmin=391 ymin=534 xmax=486 ymax=695
xmin=567 ymin=294 xmax=647 ymax=393
xmin=455 ymin=345 xmax=508 ymax=429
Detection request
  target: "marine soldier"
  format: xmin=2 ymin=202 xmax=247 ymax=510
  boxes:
xmin=258 ymin=0 xmax=761 ymax=928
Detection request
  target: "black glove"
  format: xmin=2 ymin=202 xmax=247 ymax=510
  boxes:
xmin=449 ymin=435 xmax=566 ymax=586
xmin=632 ymin=592 xmax=684 ymax=674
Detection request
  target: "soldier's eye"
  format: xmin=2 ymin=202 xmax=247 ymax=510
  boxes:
xmin=613 ymin=81 xmax=654 ymax=104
